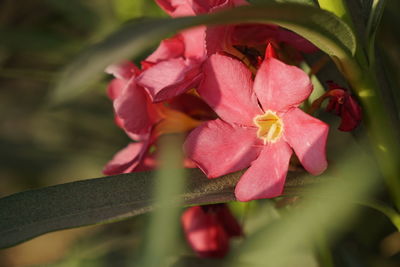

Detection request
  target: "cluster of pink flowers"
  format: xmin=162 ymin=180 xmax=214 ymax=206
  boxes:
xmin=103 ymin=0 xmax=362 ymax=258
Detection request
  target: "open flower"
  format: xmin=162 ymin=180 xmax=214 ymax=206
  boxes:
xmin=207 ymin=23 xmax=317 ymax=59
xmin=184 ymin=50 xmax=329 ymax=201
xmin=181 ymin=204 xmax=242 ymax=258
xmin=139 ymin=0 xmax=315 ymax=103
xmin=103 ymin=62 xmax=210 ymax=175
xmin=136 ymin=0 xmax=247 ymax=102
xmin=136 ymin=32 xmax=205 ymax=102
xmin=106 ymin=61 xmax=161 ymax=136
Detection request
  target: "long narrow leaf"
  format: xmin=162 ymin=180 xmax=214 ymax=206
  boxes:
xmin=50 ymin=3 xmax=355 ymax=104
xmin=366 ymin=0 xmax=386 ymax=65
xmin=0 ymin=169 xmax=315 ymax=249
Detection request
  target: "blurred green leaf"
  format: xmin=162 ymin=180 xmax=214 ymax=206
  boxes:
xmin=51 ymin=3 xmax=355 ymax=104
xmin=0 ymin=28 xmax=69 ymax=51
xmin=140 ymin=135 xmax=186 ymax=267
xmin=249 ymin=0 xmax=316 ymax=5
xmin=366 ymin=0 xmax=386 ymax=65
xmin=358 ymin=199 xmax=400 ymax=231
xmin=229 ymin=143 xmax=379 ymax=267
xmin=0 ymin=169 xmax=314 ymax=249
xmin=113 ymin=0 xmax=165 ymax=21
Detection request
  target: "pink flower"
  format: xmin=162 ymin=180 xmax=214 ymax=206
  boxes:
xmin=325 ymin=82 xmax=362 ymax=132
xmin=155 ymin=0 xmax=247 ymax=17
xmin=309 ymin=81 xmax=362 ymax=132
xmin=103 ymin=133 xmax=196 ymax=175
xmin=106 ymin=61 xmax=161 ymax=136
xmin=104 ymin=62 xmax=212 ymax=175
xmin=137 ymin=0 xmax=248 ymax=102
xmin=136 ymin=31 xmax=205 ymax=102
xmin=207 ymin=24 xmax=317 ymax=59
xmin=184 ymin=49 xmax=329 ymax=201
xmin=181 ymin=204 xmax=242 ymax=258
xmin=231 ymin=24 xmax=318 ymax=53
xmin=103 ymin=136 xmax=153 ymax=175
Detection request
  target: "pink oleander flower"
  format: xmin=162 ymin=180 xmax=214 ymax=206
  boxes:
xmin=184 ymin=48 xmax=329 ymax=201
xmin=139 ymin=0 xmax=315 ymax=103
xmin=103 ymin=132 xmax=197 ymax=175
xmin=106 ymin=61 xmax=161 ymax=136
xmin=181 ymin=204 xmax=242 ymax=258
xmin=309 ymin=81 xmax=362 ymax=132
xmin=325 ymin=82 xmax=362 ymax=132
xmin=136 ymin=33 xmax=205 ymax=102
xmin=207 ymin=24 xmax=318 ymax=60
xmin=155 ymin=0 xmax=247 ymax=17
xmin=103 ymin=135 xmax=154 ymax=175
xmin=103 ymin=62 xmax=210 ymax=175
xmin=136 ymin=0 xmax=247 ymax=102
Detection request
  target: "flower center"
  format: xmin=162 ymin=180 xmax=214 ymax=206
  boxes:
xmin=253 ymin=110 xmax=283 ymax=144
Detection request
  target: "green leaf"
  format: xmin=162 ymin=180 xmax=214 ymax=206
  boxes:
xmin=249 ymin=0 xmax=316 ymax=6
xmin=0 ymin=169 xmax=315 ymax=248
xmin=366 ymin=0 xmax=386 ymax=65
xmin=140 ymin=136 xmax=186 ymax=266
xmin=228 ymin=144 xmax=380 ymax=267
xmin=50 ymin=3 xmax=356 ymax=104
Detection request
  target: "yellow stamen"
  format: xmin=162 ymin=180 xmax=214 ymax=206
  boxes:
xmin=253 ymin=110 xmax=283 ymax=144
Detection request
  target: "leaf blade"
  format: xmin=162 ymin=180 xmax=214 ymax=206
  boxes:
xmin=50 ymin=3 xmax=356 ymax=104
xmin=0 ymin=169 xmax=315 ymax=248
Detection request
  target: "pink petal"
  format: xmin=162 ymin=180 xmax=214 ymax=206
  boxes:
xmin=231 ymin=24 xmax=278 ymax=46
xmin=181 ymin=26 xmax=206 ymax=59
xmin=233 ymin=0 xmax=248 ymax=6
xmin=277 ymin=29 xmax=318 ymax=53
xmin=339 ymin=95 xmax=362 ymax=132
xmin=134 ymin=153 xmax=157 ymax=172
xmin=168 ymin=93 xmax=216 ymax=121
xmin=136 ymin=57 xmax=202 ymax=102
xmin=189 ymin=0 xmax=243 ymax=14
xmin=107 ymin=78 xmax=125 ymax=100
xmin=181 ymin=206 xmax=229 ymax=258
xmin=183 ymin=157 xmax=197 ymax=168
xmin=205 ymin=25 xmax=234 ymax=55
xmin=192 ymin=0 xmax=228 ymax=13
xmin=338 ymin=108 xmax=360 ymax=132
xmin=198 ymin=54 xmax=262 ymax=125
xmin=215 ymin=205 xmax=243 ymax=237
xmin=155 ymin=0 xmax=196 ymax=17
xmin=265 ymin=42 xmax=278 ymax=59
xmin=114 ymin=79 xmax=158 ymax=134
xmin=105 ymin=61 xmax=138 ymax=80
xmin=282 ymin=108 xmax=328 ymax=175
xmin=126 ymin=131 xmax=152 ymax=142
xmin=156 ymin=0 xmax=246 ymax=17
xmin=254 ymin=57 xmax=312 ymax=112
xmin=184 ymin=119 xmax=262 ymax=178
xmin=235 ymin=140 xmax=293 ymax=201
xmin=103 ymin=142 xmax=146 ymax=175
xmin=145 ymin=35 xmax=184 ymax=63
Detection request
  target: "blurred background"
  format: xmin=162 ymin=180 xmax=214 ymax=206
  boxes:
xmin=0 ymin=1 xmax=165 ymax=266
xmin=1 ymin=0 xmax=400 ymax=266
